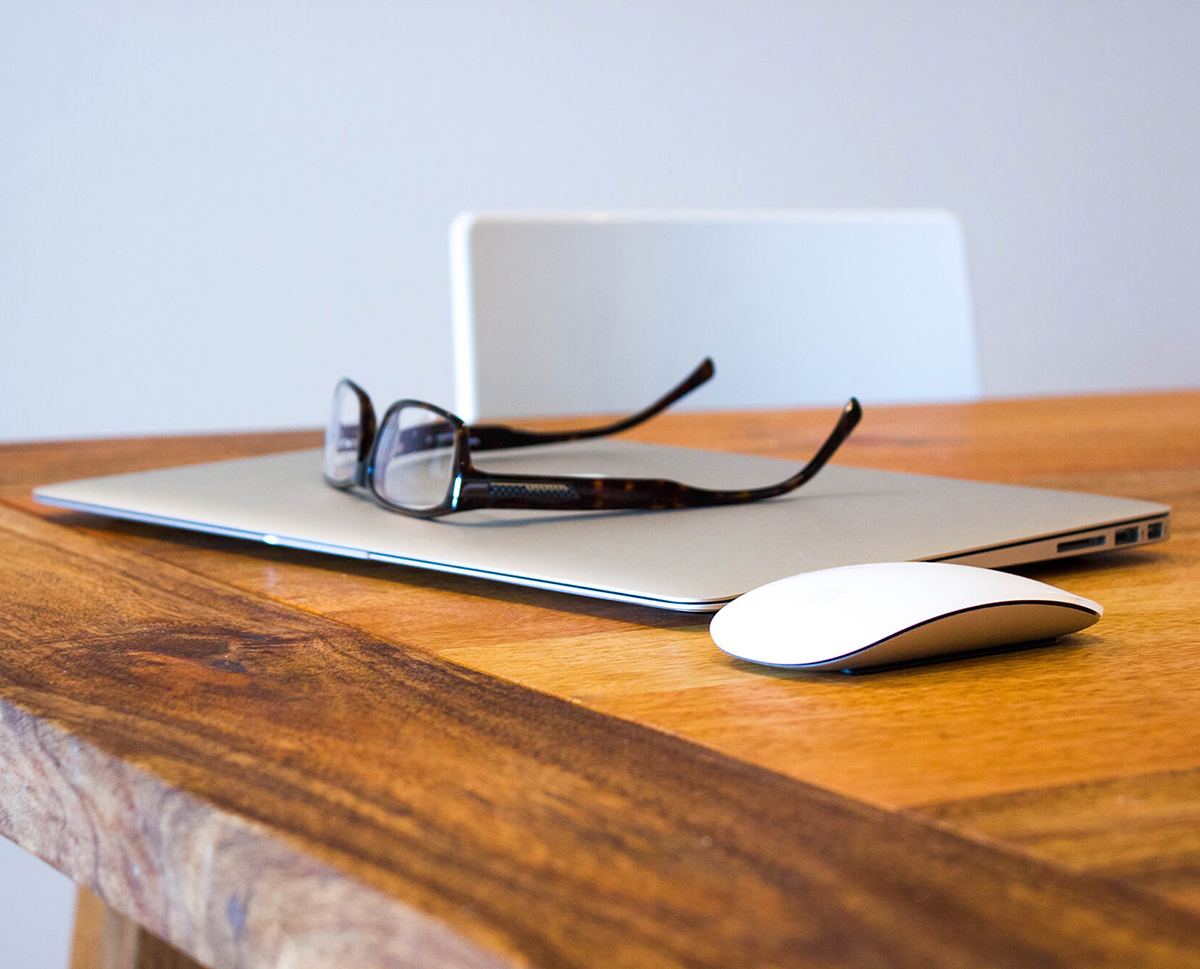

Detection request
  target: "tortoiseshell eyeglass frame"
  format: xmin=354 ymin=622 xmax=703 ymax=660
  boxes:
xmin=325 ymin=358 xmax=862 ymax=519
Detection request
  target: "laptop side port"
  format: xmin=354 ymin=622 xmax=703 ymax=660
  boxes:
xmin=1114 ymin=526 xmax=1139 ymax=546
xmin=1057 ymin=535 xmax=1107 ymax=554
xmin=1147 ymin=521 xmax=1164 ymax=540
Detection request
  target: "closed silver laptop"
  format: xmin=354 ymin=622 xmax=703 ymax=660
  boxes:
xmin=33 ymin=441 xmax=1170 ymax=612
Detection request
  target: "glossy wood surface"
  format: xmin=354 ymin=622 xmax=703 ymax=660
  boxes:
xmin=2 ymin=392 xmax=1199 ymax=967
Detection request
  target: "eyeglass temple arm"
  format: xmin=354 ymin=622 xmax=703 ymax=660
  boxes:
xmin=456 ymin=398 xmax=862 ymax=511
xmin=464 ymin=358 xmax=716 ymax=452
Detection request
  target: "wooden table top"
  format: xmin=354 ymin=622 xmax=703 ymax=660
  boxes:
xmin=2 ymin=392 xmax=1200 ymax=968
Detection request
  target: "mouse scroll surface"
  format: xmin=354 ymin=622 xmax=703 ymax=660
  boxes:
xmin=709 ymin=561 xmax=1103 ymax=671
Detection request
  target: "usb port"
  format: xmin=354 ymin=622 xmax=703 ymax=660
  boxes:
xmin=1147 ymin=521 xmax=1164 ymax=540
xmin=1058 ymin=535 xmax=1107 ymax=553
xmin=1114 ymin=526 xmax=1139 ymax=546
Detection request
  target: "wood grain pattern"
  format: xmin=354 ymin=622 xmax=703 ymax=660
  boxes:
xmin=28 ymin=507 xmax=1200 ymax=811
xmin=5 ymin=502 xmax=1200 ymax=967
xmin=914 ymin=767 xmax=1200 ymax=917
xmin=10 ymin=396 xmax=1198 ymax=809
xmin=2 ymin=391 xmax=1200 ymax=967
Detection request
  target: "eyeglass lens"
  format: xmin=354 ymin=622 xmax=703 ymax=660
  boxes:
xmin=324 ymin=380 xmax=364 ymax=485
xmin=373 ymin=405 xmax=459 ymax=511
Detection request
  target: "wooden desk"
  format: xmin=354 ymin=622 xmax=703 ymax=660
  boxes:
xmin=2 ymin=393 xmax=1199 ymax=968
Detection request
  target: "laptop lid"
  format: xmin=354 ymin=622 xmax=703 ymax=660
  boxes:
xmin=32 ymin=441 xmax=1171 ymax=612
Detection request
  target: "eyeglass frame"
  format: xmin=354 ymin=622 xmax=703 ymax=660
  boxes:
xmin=325 ymin=358 xmax=862 ymax=519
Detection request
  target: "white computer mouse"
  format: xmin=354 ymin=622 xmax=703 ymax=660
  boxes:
xmin=709 ymin=561 xmax=1102 ymax=672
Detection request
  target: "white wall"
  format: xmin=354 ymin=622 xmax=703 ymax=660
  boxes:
xmin=0 ymin=0 xmax=1197 ymax=959
xmin=0 ymin=836 xmax=77 ymax=969
xmin=2 ymin=1 xmax=1198 ymax=444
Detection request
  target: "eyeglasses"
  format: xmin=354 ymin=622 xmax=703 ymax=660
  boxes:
xmin=323 ymin=358 xmax=862 ymax=518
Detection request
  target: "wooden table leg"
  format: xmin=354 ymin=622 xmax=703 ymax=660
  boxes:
xmin=70 ymin=888 xmax=204 ymax=969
